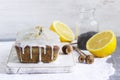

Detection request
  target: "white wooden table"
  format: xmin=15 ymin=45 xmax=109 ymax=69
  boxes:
xmin=0 ymin=40 xmax=118 ymax=80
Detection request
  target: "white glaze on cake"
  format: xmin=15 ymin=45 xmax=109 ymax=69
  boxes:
xmin=39 ymin=47 xmax=41 ymax=61
xmin=22 ymin=47 xmax=24 ymax=54
xmin=43 ymin=46 xmax=46 ymax=54
xmin=15 ymin=26 xmax=60 ymax=61
xmin=30 ymin=46 xmax=32 ymax=59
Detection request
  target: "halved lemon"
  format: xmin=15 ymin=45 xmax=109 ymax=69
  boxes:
xmin=86 ymin=30 xmax=117 ymax=57
xmin=50 ymin=21 xmax=75 ymax=42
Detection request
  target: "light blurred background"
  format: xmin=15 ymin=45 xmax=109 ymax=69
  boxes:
xmin=0 ymin=0 xmax=120 ymax=41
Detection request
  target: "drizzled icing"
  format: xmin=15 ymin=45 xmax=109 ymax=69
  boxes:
xmin=22 ymin=47 xmax=24 ymax=54
xmin=30 ymin=46 xmax=32 ymax=59
xmin=15 ymin=26 xmax=60 ymax=62
xmin=39 ymin=47 xmax=41 ymax=61
xmin=43 ymin=46 xmax=46 ymax=54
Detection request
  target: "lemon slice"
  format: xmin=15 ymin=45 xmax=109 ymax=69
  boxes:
xmin=50 ymin=21 xmax=75 ymax=42
xmin=86 ymin=30 xmax=117 ymax=57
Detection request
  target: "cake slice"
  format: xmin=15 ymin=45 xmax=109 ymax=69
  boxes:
xmin=15 ymin=26 xmax=60 ymax=63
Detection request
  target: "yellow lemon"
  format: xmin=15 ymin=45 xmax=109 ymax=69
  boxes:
xmin=50 ymin=21 xmax=75 ymax=42
xmin=86 ymin=30 xmax=117 ymax=57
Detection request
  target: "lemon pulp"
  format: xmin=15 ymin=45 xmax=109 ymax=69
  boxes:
xmin=50 ymin=21 xmax=75 ymax=42
xmin=86 ymin=30 xmax=117 ymax=57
